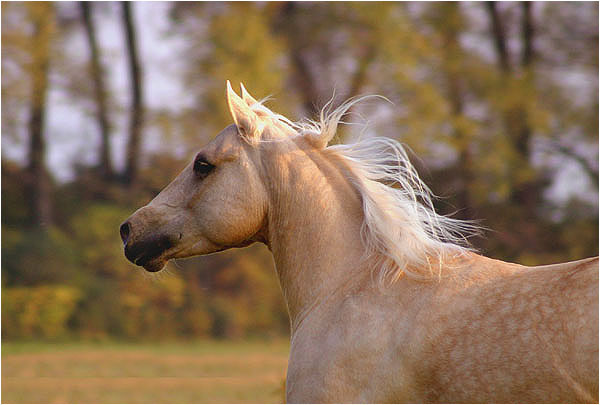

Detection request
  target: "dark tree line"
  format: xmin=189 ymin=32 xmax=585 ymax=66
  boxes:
xmin=24 ymin=1 xmax=145 ymax=228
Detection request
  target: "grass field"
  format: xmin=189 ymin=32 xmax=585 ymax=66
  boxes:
xmin=2 ymin=340 xmax=290 ymax=403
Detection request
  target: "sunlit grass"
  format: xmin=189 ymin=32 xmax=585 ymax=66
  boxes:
xmin=2 ymin=340 xmax=289 ymax=403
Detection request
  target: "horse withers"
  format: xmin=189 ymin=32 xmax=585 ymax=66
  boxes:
xmin=121 ymin=82 xmax=599 ymax=403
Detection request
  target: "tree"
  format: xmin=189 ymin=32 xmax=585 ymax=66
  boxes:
xmin=271 ymin=2 xmax=321 ymax=118
xmin=24 ymin=2 xmax=55 ymax=227
xmin=122 ymin=1 xmax=144 ymax=185
xmin=80 ymin=2 xmax=113 ymax=180
xmin=270 ymin=2 xmax=385 ymax=122
xmin=433 ymin=3 xmax=475 ymax=220
xmin=485 ymin=2 xmax=545 ymax=251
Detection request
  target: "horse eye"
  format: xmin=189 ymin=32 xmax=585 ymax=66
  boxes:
xmin=193 ymin=155 xmax=215 ymax=178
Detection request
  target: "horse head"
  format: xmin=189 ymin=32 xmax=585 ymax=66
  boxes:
xmin=120 ymin=82 xmax=286 ymax=272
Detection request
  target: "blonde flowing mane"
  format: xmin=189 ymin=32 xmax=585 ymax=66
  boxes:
xmin=246 ymin=94 xmax=481 ymax=282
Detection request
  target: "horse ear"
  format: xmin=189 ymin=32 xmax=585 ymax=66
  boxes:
xmin=226 ymin=80 xmax=260 ymax=140
xmin=240 ymin=83 xmax=258 ymax=107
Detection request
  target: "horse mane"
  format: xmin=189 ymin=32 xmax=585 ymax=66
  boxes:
xmin=246 ymin=96 xmax=482 ymax=282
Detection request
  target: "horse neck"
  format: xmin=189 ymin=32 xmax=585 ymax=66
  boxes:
xmin=261 ymin=139 xmax=368 ymax=331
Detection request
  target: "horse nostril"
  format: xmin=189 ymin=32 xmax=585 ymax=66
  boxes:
xmin=120 ymin=222 xmax=131 ymax=245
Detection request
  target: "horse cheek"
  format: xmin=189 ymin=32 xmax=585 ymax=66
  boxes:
xmin=200 ymin=189 xmax=265 ymax=247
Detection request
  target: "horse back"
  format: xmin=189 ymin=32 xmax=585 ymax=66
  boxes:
xmin=413 ymin=255 xmax=599 ymax=403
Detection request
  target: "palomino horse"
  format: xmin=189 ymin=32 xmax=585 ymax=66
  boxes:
xmin=121 ymin=82 xmax=598 ymax=403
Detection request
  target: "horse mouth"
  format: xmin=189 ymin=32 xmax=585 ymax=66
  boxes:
xmin=134 ymin=253 xmax=166 ymax=272
xmin=124 ymin=234 xmax=174 ymax=272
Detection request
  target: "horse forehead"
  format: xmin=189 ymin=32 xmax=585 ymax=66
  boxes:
xmin=203 ymin=124 xmax=244 ymax=159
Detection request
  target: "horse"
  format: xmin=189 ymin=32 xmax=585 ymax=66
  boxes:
xmin=120 ymin=82 xmax=599 ymax=403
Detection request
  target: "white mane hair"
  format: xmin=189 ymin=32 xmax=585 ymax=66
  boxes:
xmin=246 ymin=96 xmax=482 ymax=282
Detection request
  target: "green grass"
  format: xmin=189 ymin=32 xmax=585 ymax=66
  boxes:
xmin=2 ymin=339 xmax=290 ymax=403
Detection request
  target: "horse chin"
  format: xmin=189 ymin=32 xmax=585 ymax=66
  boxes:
xmin=142 ymin=258 xmax=166 ymax=273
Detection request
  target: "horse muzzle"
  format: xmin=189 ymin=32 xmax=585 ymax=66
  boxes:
xmin=120 ymin=210 xmax=176 ymax=272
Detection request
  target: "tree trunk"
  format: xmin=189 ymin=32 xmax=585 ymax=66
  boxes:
xmin=486 ymin=2 xmax=510 ymax=73
xmin=25 ymin=3 xmax=54 ymax=227
xmin=272 ymin=2 xmax=320 ymax=119
xmin=443 ymin=3 xmax=474 ymax=221
xmin=81 ymin=2 xmax=113 ymax=180
xmin=515 ymin=1 xmax=534 ymax=157
xmin=333 ymin=42 xmax=377 ymax=143
xmin=347 ymin=44 xmax=376 ymax=101
xmin=448 ymin=77 xmax=474 ymax=221
xmin=487 ymin=2 xmax=543 ymax=250
xmin=521 ymin=2 xmax=534 ymax=68
xmin=510 ymin=2 xmax=539 ymax=215
xmin=272 ymin=3 xmax=376 ymax=137
xmin=122 ymin=1 xmax=144 ymax=185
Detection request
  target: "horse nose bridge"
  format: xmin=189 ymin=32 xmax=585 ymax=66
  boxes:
xmin=121 ymin=205 xmax=163 ymax=244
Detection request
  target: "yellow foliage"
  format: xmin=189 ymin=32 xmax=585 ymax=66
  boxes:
xmin=198 ymin=3 xmax=286 ymax=132
xmin=2 ymin=285 xmax=82 ymax=339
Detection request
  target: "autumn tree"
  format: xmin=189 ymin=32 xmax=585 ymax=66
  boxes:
xmin=24 ymin=2 xmax=55 ymax=227
xmin=487 ymin=2 xmax=541 ymax=222
xmin=81 ymin=2 xmax=113 ymax=180
xmin=122 ymin=1 xmax=144 ymax=185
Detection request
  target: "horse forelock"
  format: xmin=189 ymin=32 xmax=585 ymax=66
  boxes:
xmin=245 ymin=96 xmax=483 ymax=282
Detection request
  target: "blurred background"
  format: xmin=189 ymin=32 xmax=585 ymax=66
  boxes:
xmin=2 ymin=1 xmax=598 ymax=403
